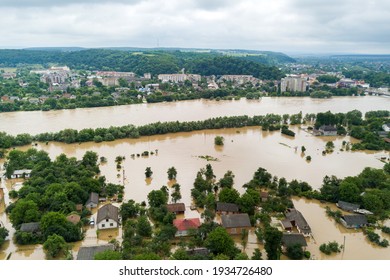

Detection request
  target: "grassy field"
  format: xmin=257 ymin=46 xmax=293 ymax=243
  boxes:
xmin=0 ymin=67 xmax=17 ymax=73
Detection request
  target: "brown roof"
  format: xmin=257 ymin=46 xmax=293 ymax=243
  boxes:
xmin=221 ymin=214 xmax=251 ymax=228
xmin=167 ymin=203 xmax=185 ymax=213
xmin=97 ymin=204 xmax=119 ymax=224
xmin=76 ymin=204 xmax=83 ymax=211
xmin=66 ymin=214 xmax=81 ymax=225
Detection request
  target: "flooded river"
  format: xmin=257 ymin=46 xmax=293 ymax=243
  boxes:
xmin=0 ymin=96 xmax=389 ymax=259
xmin=1 ymin=96 xmax=390 ymax=135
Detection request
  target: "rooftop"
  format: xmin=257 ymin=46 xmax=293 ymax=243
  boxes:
xmin=216 ymin=202 xmax=239 ymax=213
xmin=173 ymin=218 xmax=201 ymax=231
xmin=281 ymin=233 xmax=307 ymax=247
xmin=96 ymin=204 xmax=119 ymax=224
xmin=337 ymin=200 xmax=360 ymax=212
xmin=342 ymin=215 xmax=368 ymax=226
xmin=221 ymin=213 xmax=251 ymax=228
xmin=167 ymin=203 xmax=186 ymax=213
xmin=20 ymin=222 xmax=40 ymax=233
xmin=77 ymin=244 xmax=114 ymax=260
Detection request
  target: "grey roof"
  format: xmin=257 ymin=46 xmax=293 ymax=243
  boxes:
xmin=77 ymin=244 xmax=114 ymax=260
xmin=285 ymin=209 xmax=311 ymax=234
xmin=13 ymin=169 xmax=32 ymax=176
xmin=20 ymin=222 xmax=40 ymax=233
xmin=319 ymin=125 xmax=337 ymax=131
xmin=186 ymin=248 xmax=210 ymax=256
xmin=337 ymin=201 xmax=360 ymax=212
xmin=85 ymin=192 xmax=99 ymax=206
xmin=167 ymin=203 xmax=186 ymax=213
xmin=216 ymin=202 xmax=239 ymax=213
xmin=342 ymin=215 xmax=368 ymax=226
xmin=281 ymin=219 xmax=293 ymax=229
xmin=97 ymin=204 xmax=119 ymax=224
xmin=221 ymin=213 xmax=251 ymax=228
xmin=282 ymin=233 xmax=307 ymax=247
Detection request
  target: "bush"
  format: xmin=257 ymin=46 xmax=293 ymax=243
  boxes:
xmin=319 ymin=241 xmax=341 ymax=255
xmin=214 ymin=136 xmax=224 ymax=146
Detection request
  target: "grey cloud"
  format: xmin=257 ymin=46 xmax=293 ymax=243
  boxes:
xmin=0 ymin=0 xmax=142 ymax=7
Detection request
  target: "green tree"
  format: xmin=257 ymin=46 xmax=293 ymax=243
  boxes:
xmin=214 ymin=136 xmax=224 ymax=146
xmin=94 ymin=250 xmax=122 ymax=260
xmin=10 ymin=199 xmax=41 ymax=227
xmin=167 ymin=167 xmax=177 ymax=180
xmin=136 ymin=216 xmax=152 ymax=238
xmin=205 ymin=227 xmax=239 ymax=259
xmin=339 ymin=180 xmax=360 ymax=203
xmin=0 ymin=227 xmax=9 ymax=247
xmin=147 ymin=190 xmax=168 ymax=208
xmin=286 ymin=243 xmax=304 ymax=260
xmin=43 ymin=234 xmax=69 ymax=259
xmin=264 ymin=227 xmax=282 ymax=260
xmin=145 ymin=167 xmax=153 ymax=178
xmin=251 ymin=248 xmax=263 ymax=260
xmin=218 ymin=188 xmax=240 ymax=204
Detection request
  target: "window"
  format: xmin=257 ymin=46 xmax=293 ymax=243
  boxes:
xmin=106 ymin=219 xmax=109 ymax=222
xmin=102 ymin=224 xmax=105 ymax=228
xmin=110 ymin=223 xmax=114 ymax=227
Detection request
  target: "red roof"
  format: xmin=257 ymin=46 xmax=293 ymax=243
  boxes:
xmin=173 ymin=218 xmax=201 ymax=231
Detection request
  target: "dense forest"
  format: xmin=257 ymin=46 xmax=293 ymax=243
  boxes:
xmin=0 ymin=49 xmax=287 ymax=79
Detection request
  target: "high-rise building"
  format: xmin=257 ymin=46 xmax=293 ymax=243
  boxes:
xmin=280 ymin=76 xmax=307 ymax=92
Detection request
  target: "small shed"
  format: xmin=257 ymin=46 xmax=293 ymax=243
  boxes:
xmin=319 ymin=125 xmax=337 ymax=136
xmin=85 ymin=192 xmax=99 ymax=209
xmin=167 ymin=203 xmax=186 ymax=215
xmin=10 ymin=169 xmax=32 ymax=179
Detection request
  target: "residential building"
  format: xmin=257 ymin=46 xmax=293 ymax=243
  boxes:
xmin=167 ymin=203 xmax=186 ymax=215
xmin=10 ymin=169 xmax=32 ymax=179
xmin=282 ymin=208 xmax=311 ymax=237
xmin=221 ymin=213 xmax=251 ymax=235
xmin=216 ymin=202 xmax=239 ymax=215
xmin=280 ymin=76 xmax=307 ymax=92
xmin=96 ymin=204 xmax=119 ymax=229
xmin=318 ymin=125 xmax=337 ymax=136
xmin=173 ymin=218 xmax=201 ymax=237
xmin=219 ymin=75 xmax=256 ymax=85
xmin=281 ymin=233 xmax=307 ymax=250
xmin=2 ymin=72 xmax=16 ymax=79
xmin=20 ymin=222 xmax=41 ymax=233
xmin=85 ymin=192 xmax=99 ymax=209
xmin=383 ymin=123 xmax=390 ymax=132
xmin=77 ymin=244 xmax=114 ymax=260
xmin=158 ymin=74 xmax=201 ymax=83
xmin=340 ymin=215 xmax=368 ymax=229
xmin=260 ymin=191 xmax=269 ymax=202
xmin=336 ymin=201 xmax=360 ymax=212
xmin=144 ymin=73 xmax=152 ymax=79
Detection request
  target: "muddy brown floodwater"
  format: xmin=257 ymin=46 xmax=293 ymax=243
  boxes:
xmin=1 ymin=96 xmax=390 ymax=135
xmin=0 ymin=96 xmax=389 ymax=259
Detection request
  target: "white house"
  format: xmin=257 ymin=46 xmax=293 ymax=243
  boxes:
xmin=10 ymin=169 xmax=32 ymax=179
xmin=85 ymin=192 xmax=99 ymax=209
xmin=96 ymin=204 xmax=119 ymax=230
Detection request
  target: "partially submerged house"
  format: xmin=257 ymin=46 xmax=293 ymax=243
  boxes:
xmin=216 ymin=202 xmax=239 ymax=215
xmin=336 ymin=201 xmax=360 ymax=212
xmin=20 ymin=222 xmax=41 ymax=233
xmin=96 ymin=204 xmax=119 ymax=230
xmin=282 ymin=208 xmax=312 ymax=237
xmin=10 ymin=169 xmax=32 ymax=179
xmin=167 ymin=203 xmax=186 ymax=215
xmin=221 ymin=213 xmax=251 ymax=235
xmin=340 ymin=215 xmax=368 ymax=229
xmin=77 ymin=244 xmax=114 ymax=260
xmin=85 ymin=192 xmax=99 ymax=209
xmin=318 ymin=125 xmax=337 ymax=136
xmin=281 ymin=233 xmax=308 ymax=249
xmin=173 ymin=218 xmax=201 ymax=237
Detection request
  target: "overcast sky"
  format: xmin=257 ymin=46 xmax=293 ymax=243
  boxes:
xmin=0 ymin=0 xmax=389 ymax=54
